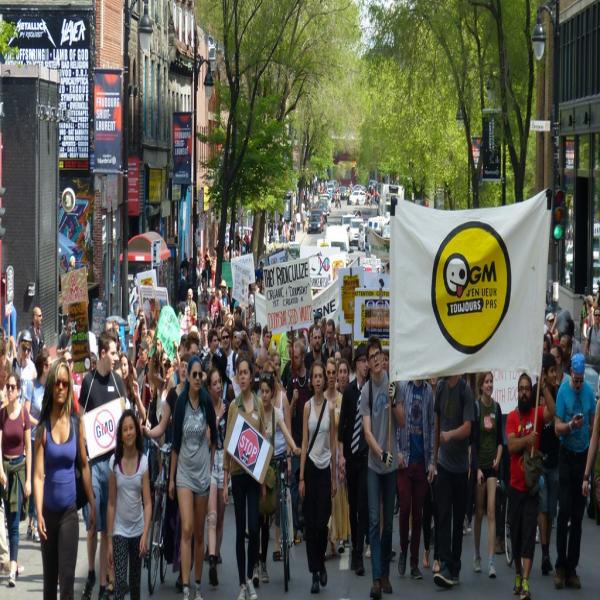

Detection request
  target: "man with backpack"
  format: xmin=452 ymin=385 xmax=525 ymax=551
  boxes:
xmin=432 ymin=375 xmax=474 ymax=589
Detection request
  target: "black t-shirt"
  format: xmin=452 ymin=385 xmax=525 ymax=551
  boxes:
xmin=80 ymin=369 xmax=126 ymax=413
xmin=533 ymin=383 xmax=560 ymax=469
xmin=286 ymin=371 xmax=311 ymax=446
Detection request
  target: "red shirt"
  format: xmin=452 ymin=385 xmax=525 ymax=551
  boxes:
xmin=505 ymin=405 xmax=545 ymax=492
xmin=0 ymin=406 xmax=31 ymax=456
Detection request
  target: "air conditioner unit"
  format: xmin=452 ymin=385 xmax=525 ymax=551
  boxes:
xmin=208 ymin=45 xmax=216 ymax=61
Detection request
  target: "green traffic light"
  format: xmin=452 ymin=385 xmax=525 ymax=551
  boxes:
xmin=553 ymin=224 xmax=564 ymax=240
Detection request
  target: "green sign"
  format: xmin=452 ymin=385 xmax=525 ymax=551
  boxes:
xmin=222 ymin=261 xmax=233 ymax=288
xmin=155 ymin=305 xmax=180 ymax=361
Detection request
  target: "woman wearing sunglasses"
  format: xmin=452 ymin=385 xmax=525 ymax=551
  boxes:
xmin=0 ymin=373 xmax=32 ymax=587
xmin=169 ymin=356 xmax=217 ymax=600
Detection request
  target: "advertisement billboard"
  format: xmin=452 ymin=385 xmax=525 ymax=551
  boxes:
xmin=172 ymin=112 xmax=193 ymax=185
xmin=93 ymin=70 xmax=122 ymax=173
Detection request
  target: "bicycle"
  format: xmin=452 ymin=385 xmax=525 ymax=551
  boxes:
xmin=146 ymin=438 xmax=172 ymax=595
xmin=274 ymin=454 xmax=294 ymax=592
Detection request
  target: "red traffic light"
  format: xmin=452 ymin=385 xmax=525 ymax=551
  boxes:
xmin=554 ymin=188 xmax=564 ymax=207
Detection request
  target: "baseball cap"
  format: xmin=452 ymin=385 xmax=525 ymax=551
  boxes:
xmin=18 ymin=330 xmax=33 ymax=344
xmin=571 ymin=352 xmax=586 ymax=375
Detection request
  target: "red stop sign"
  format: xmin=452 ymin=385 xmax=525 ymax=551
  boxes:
xmin=237 ymin=427 xmax=260 ymax=467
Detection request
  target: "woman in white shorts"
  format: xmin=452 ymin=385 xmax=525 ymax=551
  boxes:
xmin=206 ymin=367 xmax=228 ymax=587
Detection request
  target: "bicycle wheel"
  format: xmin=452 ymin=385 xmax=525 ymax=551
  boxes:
xmin=147 ymin=492 xmax=163 ymax=594
xmin=505 ymin=497 xmax=513 ymax=566
xmin=281 ymin=494 xmax=290 ymax=592
xmin=159 ymin=494 xmax=168 ymax=583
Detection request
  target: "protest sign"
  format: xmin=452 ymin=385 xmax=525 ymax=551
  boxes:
xmin=226 ymin=413 xmax=273 ymax=484
xmin=263 ymin=258 xmax=312 ymax=333
xmin=491 ymin=370 xmax=537 ymax=413
xmin=312 ymin=278 xmax=340 ymax=322
xmin=139 ymin=285 xmax=169 ymax=329
xmin=61 ymin=267 xmax=88 ymax=313
xmin=69 ymin=300 xmax=91 ymax=373
xmin=135 ymin=269 xmax=157 ymax=288
xmin=338 ymin=267 xmax=361 ymax=334
xmin=232 ymin=255 xmax=256 ymax=307
xmin=353 ymin=289 xmax=390 ymax=348
xmin=83 ymin=398 xmax=124 ymax=460
xmin=361 ymin=272 xmax=390 ymax=290
xmin=155 ymin=305 xmax=180 ymax=361
xmin=390 ymin=192 xmax=550 ymax=381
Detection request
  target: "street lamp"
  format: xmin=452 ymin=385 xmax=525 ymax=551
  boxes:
xmin=121 ymin=0 xmax=153 ymax=319
xmin=531 ymin=0 xmax=560 ymax=282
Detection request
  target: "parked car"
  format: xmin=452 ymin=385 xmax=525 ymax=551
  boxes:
xmin=349 ymin=189 xmax=367 ymax=206
xmin=309 ymin=210 xmax=323 ymax=233
xmin=349 ymin=218 xmax=362 ymax=246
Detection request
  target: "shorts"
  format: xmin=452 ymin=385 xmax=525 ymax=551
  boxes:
xmin=211 ymin=449 xmax=224 ymax=489
xmin=83 ymin=456 xmax=110 ymax=533
xmin=479 ymin=467 xmax=498 ymax=481
xmin=508 ymin=486 xmax=538 ymax=561
xmin=538 ymin=466 xmax=559 ymax=521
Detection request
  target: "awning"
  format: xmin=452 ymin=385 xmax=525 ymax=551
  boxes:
xmin=120 ymin=232 xmax=171 ymax=263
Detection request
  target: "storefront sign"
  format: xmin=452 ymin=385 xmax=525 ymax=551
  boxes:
xmin=93 ymin=70 xmax=122 ymax=173
xmin=172 ymin=112 xmax=193 ymax=185
xmin=128 ymin=157 xmax=141 ymax=216
xmin=4 ymin=10 xmax=91 ymax=166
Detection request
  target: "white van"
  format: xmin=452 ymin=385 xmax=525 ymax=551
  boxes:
xmin=325 ymin=225 xmax=350 ymax=253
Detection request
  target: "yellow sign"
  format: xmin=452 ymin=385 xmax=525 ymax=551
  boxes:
xmin=431 ymin=222 xmax=511 ymax=354
xmin=148 ymin=169 xmax=163 ymax=205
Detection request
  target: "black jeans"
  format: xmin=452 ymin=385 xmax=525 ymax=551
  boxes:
xmin=232 ymin=473 xmax=261 ymax=585
xmin=556 ymin=447 xmax=587 ymax=575
xmin=112 ymin=535 xmax=142 ymax=600
xmin=40 ymin=504 xmax=79 ymax=600
xmin=346 ymin=453 xmax=368 ymax=559
xmin=435 ymin=465 xmax=468 ymax=577
xmin=304 ymin=459 xmax=331 ymax=574
xmin=422 ymin=481 xmax=439 ymax=560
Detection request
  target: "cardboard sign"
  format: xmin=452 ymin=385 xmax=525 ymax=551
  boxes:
xmin=83 ymin=398 xmax=124 ymax=459
xmin=338 ymin=267 xmax=361 ymax=334
xmin=263 ymin=258 xmax=312 ymax=333
xmin=226 ymin=413 xmax=273 ymax=484
xmin=139 ymin=285 xmax=169 ymax=329
xmin=232 ymin=255 xmax=256 ymax=307
xmin=61 ymin=267 xmax=88 ymax=313
xmin=69 ymin=300 xmax=91 ymax=373
xmin=135 ymin=269 xmax=157 ymax=288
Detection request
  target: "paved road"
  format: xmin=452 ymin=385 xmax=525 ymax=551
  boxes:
xmin=4 ymin=504 xmax=600 ymax=599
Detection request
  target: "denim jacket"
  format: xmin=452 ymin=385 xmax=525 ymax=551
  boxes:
xmin=395 ymin=380 xmax=434 ymax=469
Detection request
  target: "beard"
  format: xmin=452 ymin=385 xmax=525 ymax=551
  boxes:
xmin=518 ymin=398 xmax=532 ymax=413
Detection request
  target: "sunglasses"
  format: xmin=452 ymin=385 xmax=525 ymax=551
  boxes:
xmin=55 ymin=379 xmax=69 ymax=389
xmin=326 ymin=370 xmax=337 ymax=376
xmin=221 ymin=335 xmax=230 ymax=340
xmin=21 ymin=346 xmax=32 ymax=354
xmin=6 ymin=383 xmax=17 ymax=392
xmin=260 ymin=373 xmax=274 ymax=384
xmin=190 ymin=371 xmax=202 ymax=379
xmin=594 ymin=313 xmax=600 ymax=317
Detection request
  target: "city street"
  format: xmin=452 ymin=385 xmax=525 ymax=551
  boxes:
xmin=4 ymin=507 xmax=600 ymax=599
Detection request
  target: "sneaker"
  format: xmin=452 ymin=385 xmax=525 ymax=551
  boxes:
xmin=566 ymin=573 xmax=581 ymax=589
xmin=488 ymin=563 xmax=496 ymax=578
xmin=237 ymin=584 xmax=248 ymax=600
xmin=541 ymin=555 xmax=553 ymax=575
xmin=208 ymin=556 xmax=218 ymax=587
xmin=433 ymin=567 xmax=454 ymax=589
xmin=398 ymin=552 xmax=407 ymax=576
xmin=473 ymin=556 xmax=482 ymax=573
xmin=554 ymin=567 xmax=566 ymax=589
xmin=82 ymin=572 xmax=96 ymax=600
xmin=8 ymin=571 xmax=16 ymax=587
xmin=311 ymin=573 xmax=320 ymax=594
xmin=380 ymin=576 xmax=392 ymax=594
xmin=451 ymin=575 xmax=459 ymax=586
xmin=246 ymin=579 xmax=258 ymax=600
xmin=410 ymin=566 xmax=423 ymax=580
xmin=370 ymin=579 xmax=382 ymax=600
xmin=182 ymin=586 xmax=190 ymax=600
xmin=513 ymin=574 xmax=522 ymax=596
xmin=260 ymin=562 xmax=269 ymax=583
xmin=519 ymin=578 xmax=531 ymax=600
xmin=193 ymin=587 xmax=203 ymax=600
xmin=252 ymin=564 xmax=260 ymax=588
xmin=32 ymin=529 xmax=40 ymax=542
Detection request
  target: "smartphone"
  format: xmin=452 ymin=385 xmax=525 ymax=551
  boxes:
xmin=574 ymin=413 xmax=584 ymax=420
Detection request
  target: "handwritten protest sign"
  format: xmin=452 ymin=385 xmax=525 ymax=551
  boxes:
xmin=155 ymin=305 xmax=180 ymax=361
xmin=338 ymin=267 xmax=361 ymax=334
xmin=139 ymin=285 xmax=169 ymax=329
xmin=312 ymin=278 xmax=340 ymax=322
xmin=232 ymin=255 xmax=255 ymax=307
xmin=225 ymin=413 xmax=273 ymax=484
xmin=83 ymin=398 xmax=124 ymax=459
xmin=135 ymin=269 xmax=157 ymax=288
xmin=69 ymin=300 xmax=91 ymax=373
xmin=353 ymin=289 xmax=390 ymax=348
xmin=263 ymin=258 xmax=312 ymax=333
xmin=61 ymin=267 xmax=88 ymax=313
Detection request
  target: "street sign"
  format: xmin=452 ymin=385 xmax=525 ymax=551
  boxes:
xmin=530 ymin=120 xmax=551 ymax=132
xmin=5 ymin=265 xmax=14 ymax=304
xmin=151 ymin=239 xmax=161 ymax=268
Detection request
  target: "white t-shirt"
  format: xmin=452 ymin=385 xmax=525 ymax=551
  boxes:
xmin=109 ymin=453 xmax=148 ymax=538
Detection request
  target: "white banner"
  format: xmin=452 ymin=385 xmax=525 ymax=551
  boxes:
xmin=232 ymin=255 xmax=255 ymax=307
xmin=263 ymin=258 xmax=313 ymax=333
xmin=390 ymin=192 xmax=550 ymax=381
xmin=312 ymin=278 xmax=340 ymax=322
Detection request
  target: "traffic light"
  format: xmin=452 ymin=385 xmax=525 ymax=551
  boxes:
xmin=552 ymin=188 xmax=565 ymax=241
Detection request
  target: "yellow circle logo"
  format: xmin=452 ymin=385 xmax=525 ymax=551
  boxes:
xmin=431 ymin=222 xmax=511 ymax=354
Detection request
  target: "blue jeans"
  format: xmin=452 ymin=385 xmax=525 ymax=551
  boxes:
xmin=3 ymin=456 xmax=24 ymax=562
xmin=367 ymin=468 xmax=396 ymax=581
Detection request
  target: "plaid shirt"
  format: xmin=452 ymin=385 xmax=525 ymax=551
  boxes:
xmin=395 ymin=380 xmax=435 ymax=468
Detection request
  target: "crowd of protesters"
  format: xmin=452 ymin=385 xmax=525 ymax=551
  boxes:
xmin=0 ymin=294 xmax=599 ymax=600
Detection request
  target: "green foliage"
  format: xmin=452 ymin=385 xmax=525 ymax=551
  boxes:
xmin=0 ymin=20 xmax=18 ymax=58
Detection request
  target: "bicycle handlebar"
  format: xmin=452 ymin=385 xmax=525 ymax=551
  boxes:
xmin=147 ymin=437 xmax=172 ymax=456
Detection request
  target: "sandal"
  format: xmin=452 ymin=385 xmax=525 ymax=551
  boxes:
xmin=272 ymin=551 xmax=282 ymax=562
